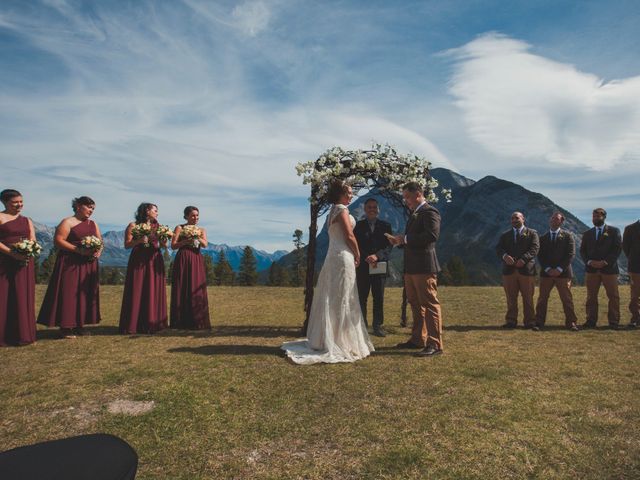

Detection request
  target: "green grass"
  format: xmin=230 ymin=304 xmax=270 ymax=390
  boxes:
xmin=1 ymin=286 xmax=639 ymax=479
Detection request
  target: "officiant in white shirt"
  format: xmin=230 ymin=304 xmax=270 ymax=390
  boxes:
xmin=354 ymin=198 xmax=393 ymax=337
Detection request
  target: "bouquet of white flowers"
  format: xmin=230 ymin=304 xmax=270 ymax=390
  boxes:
xmin=156 ymin=224 xmax=173 ymax=244
xmin=180 ymin=225 xmax=202 ymax=248
xmin=80 ymin=235 xmax=102 ymax=261
xmin=11 ymin=239 xmax=42 ymax=266
xmin=80 ymin=235 xmax=102 ymax=251
xmin=132 ymin=223 xmax=153 ymax=247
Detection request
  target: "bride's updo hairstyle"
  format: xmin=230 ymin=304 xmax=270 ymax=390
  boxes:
xmin=327 ymin=180 xmax=350 ymax=204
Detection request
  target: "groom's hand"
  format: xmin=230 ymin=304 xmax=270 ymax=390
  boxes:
xmin=388 ymin=235 xmax=404 ymax=246
xmin=365 ymin=255 xmax=378 ymax=266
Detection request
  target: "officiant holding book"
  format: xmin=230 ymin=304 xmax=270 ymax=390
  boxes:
xmin=354 ymin=198 xmax=393 ymax=337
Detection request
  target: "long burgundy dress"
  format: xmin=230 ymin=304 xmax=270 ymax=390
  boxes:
xmin=0 ymin=216 xmax=36 ymax=346
xmin=119 ymin=228 xmax=167 ymax=334
xmin=37 ymin=220 xmax=101 ymax=328
xmin=170 ymin=239 xmax=211 ymax=329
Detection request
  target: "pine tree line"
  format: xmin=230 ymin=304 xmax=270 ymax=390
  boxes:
xmin=35 ymin=231 xmax=307 ymax=287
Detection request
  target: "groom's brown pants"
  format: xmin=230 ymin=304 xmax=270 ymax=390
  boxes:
xmin=404 ymin=273 xmax=443 ymax=350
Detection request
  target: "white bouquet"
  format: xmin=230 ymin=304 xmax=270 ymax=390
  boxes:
xmin=11 ymin=239 xmax=42 ymax=266
xmin=180 ymin=225 xmax=202 ymax=248
xmin=156 ymin=224 xmax=173 ymax=244
xmin=131 ymin=223 xmax=153 ymax=247
xmin=80 ymin=235 xmax=102 ymax=261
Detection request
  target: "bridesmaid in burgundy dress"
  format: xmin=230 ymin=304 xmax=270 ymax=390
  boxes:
xmin=170 ymin=206 xmax=211 ymax=329
xmin=119 ymin=203 xmax=168 ymax=334
xmin=0 ymin=189 xmax=37 ymax=346
xmin=37 ymin=196 xmax=102 ymax=338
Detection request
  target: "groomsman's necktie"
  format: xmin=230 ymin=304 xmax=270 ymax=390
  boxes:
xmin=551 ymin=232 xmax=557 ymax=243
xmin=596 ymin=227 xmax=602 ymax=240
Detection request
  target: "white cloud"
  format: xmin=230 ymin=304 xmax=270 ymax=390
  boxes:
xmin=446 ymin=32 xmax=640 ymax=170
xmin=232 ymin=1 xmax=271 ymax=37
xmin=0 ymin=1 xmax=454 ymax=250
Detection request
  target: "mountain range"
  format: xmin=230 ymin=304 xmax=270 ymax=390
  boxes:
xmin=33 ymin=167 xmax=627 ymax=283
xmin=32 ymin=223 xmax=287 ymax=271
xmin=278 ymin=167 xmax=627 ymax=285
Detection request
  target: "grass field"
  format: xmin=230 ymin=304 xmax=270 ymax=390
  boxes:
xmin=1 ymin=286 xmax=639 ymax=479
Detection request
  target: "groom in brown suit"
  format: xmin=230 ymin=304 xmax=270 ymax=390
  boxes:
xmin=388 ymin=182 xmax=443 ymax=357
xmin=535 ymin=212 xmax=579 ymax=330
xmin=580 ymin=208 xmax=622 ymax=328
xmin=496 ymin=212 xmax=540 ymax=329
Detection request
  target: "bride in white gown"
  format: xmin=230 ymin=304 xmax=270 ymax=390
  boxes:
xmin=282 ymin=181 xmax=374 ymax=365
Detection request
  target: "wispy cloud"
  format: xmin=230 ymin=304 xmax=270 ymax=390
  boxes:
xmin=446 ymin=32 xmax=640 ymax=171
xmin=1 ymin=2 xmax=638 ymax=249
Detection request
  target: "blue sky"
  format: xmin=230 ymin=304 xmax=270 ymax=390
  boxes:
xmin=1 ymin=0 xmax=639 ymax=251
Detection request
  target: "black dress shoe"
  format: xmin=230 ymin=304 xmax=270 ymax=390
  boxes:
xmin=396 ymin=341 xmax=422 ymax=349
xmin=531 ymin=326 xmax=541 ymax=331
xmin=581 ymin=323 xmax=596 ymax=329
xmin=568 ymin=323 xmax=579 ymax=331
xmin=372 ymin=328 xmax=386 ymax=337
xmin=501 ymin=323 xmax=517 ymax=329
xmin=609 ymin=324 xmax=620 ymax=330
xmin=415 ymin=346 xmax=443 ymax=357
xmin=629 ymin=322 xmax=637 ymax=328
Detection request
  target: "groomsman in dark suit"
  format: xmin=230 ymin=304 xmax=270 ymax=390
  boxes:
xmin=388 ymin=182 xmax=443 ymax=356
xmin=580 ymin=208 xmax=622 ymax=328
xmin=496 ymin=212 xmax=540 ymax=329
xmin=354 ymin=198 xmax=393 ymax=337
xmin=535 ymin=212 xmax=579 ymax=330
xmin=622 ymin=218 xmax=640 ymax=327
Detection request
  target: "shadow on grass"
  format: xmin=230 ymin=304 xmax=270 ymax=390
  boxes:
xmin=167 ymin=344 xmax=284 ymax=356
xmin=36 ymin=325 xmax=304 ymax=341
xmin=445 ymin=324 xmax=637 ymax=332
xmin=36 ymin=325 xmax=120 ymax=340
xmin=211 ymin=325 xmax=302 ymax=338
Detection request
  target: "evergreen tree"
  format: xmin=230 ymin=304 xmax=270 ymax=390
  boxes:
xmin=163 ymin=249 xmax=173 ymax=284
xmin=267 ymin=261 xmax=278 ymax=286
xmin=275 ymin=264 xmax=291 ymax=286
xmin=268 ymin=261 xmax=291 ymax=286
xmin=237 ymin=246 xmax=258 ymax=286
xmin=214 ymin=250 xmax=235 ymax=286
xmin=38 ymin=248 xmax=57 ymax=284
xmin=290 ymin=229 xmax=306 ymax=287
xmin=446 ymin=256 xmax=469 ymax=286
xmin=203 ymin=253 xmax=217 ymax=286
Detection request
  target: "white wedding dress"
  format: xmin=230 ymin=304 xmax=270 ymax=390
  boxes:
xmin=282 ymin=204 xmax=374 ymax=364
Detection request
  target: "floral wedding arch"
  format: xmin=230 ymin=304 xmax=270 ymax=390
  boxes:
xmin=296 ymin=143 xmax=451 ymax=333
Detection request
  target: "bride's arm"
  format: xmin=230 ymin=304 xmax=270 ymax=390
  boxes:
xmin=336 ymin=209 xmax=360 ymax=266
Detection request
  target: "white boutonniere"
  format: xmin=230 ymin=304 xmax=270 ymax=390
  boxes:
xmin=603 ymin=231 xmax=609 ymax=237
xmin=411 ymin=212 xmax=418 ymax=220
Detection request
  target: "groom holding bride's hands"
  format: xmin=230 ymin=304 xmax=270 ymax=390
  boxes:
xmin=387 ymin=182 xmax=444 ymax=357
